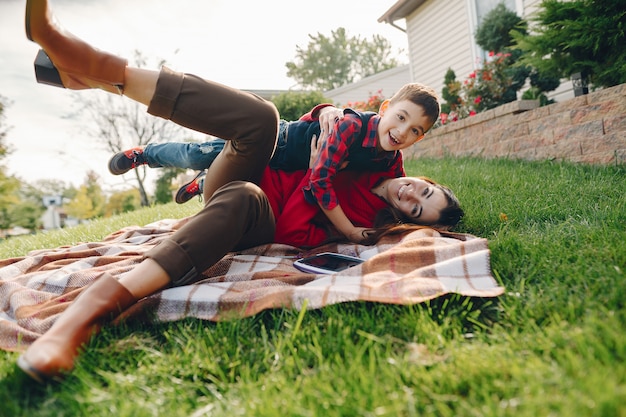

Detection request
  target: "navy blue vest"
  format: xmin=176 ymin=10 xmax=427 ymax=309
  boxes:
xmin=269 ymin=109 xmax=396 ymax=172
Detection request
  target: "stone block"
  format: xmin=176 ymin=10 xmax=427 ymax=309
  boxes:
xmin=548 ymin=95 xmax=588 ymax=115
xmin=494 ymin=99 xmax=539 ymax=117
xmin=603 ymin=114 xmax=626 ymax=134
xmin=587 ymin=84 xmax=626 ymax=104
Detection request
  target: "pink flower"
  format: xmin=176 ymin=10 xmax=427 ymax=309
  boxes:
xmin=469 ymin=72 xmax=476 ymax=79
xmin=474 ymin=96 xmax=482 ymax=104
xmin=440 ymin=113 xmax=448 ymax=124
xmin=488 ymin=51 xmax=495 ymax=57
xmin=469 ymin=110 xmax=477 ymax=116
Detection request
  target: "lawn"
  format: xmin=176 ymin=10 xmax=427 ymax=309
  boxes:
xmin=0 ymin=157 xmax=624 ymax=417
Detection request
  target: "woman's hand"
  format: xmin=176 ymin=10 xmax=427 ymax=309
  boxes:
xmin=318 ymin=106 xmax=343 ymax=140
xmin=309 ymin=134 xmax=322 ymax=168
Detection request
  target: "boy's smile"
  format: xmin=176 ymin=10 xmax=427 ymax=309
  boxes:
xmin=377 ymin=99 xmax=433 ymax=152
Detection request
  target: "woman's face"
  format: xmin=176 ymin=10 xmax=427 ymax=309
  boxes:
xmin=384 ymin=177 xmax=447 ymax=224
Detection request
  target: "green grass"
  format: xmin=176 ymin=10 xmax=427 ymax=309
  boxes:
xmin=1 ymin=157 xmax=624 ymax=417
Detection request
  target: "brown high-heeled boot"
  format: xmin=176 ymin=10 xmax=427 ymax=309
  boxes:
xmin=24 ymin=0 xmax=127 ymax=94
xmin=17 ymin=273 xmax=137 ymax=382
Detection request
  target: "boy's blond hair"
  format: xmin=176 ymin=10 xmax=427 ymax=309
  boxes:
xmin=389 ymin=83 xmax=440 ymax=128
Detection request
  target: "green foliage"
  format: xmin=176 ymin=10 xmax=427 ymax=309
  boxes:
xmin=153 ymin=167 xmax=184 ymax=204
xmin=270 ymin=90 xmax=332 ymax=121
xmin=0 ymin=171 xmax=20 ymax=230
xmin=64 ymin=171 xmax=106 ymax=220
xmin=0 ymin=96 xmax=20 ymax=230
xmin=440 ymin=3 xmax=560 ymax=125
xmin=0 ymin=95 xmax=12 ymax=158
xmin=512 ymin=0 xmax=626 ymax=88
xmin=7 ymin=201 xmax=43 ymax=230
xmin=105 ymin=189 xmax=142 ymax=216
xmin=1 ymin=158 xmax=625 ymax=416
xmin=441 ymin=68 xmax=462 ymax=114
xmin=285 ymin=27 xmax=402 ymax=91
xmin=475 ymin=3 xmax=527 ymax=53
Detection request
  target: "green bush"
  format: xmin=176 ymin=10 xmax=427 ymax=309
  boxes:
xmin=270 ymin=90 xmax=332 ymax=121
xmin=512 ymin=0 xmax=626 ymax=89
xmin=439 ymin=3 xmax=560 ymax=125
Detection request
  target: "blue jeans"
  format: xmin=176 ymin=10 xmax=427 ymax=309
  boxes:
xmin=144 ymin=140 xmax=226 ymax=170
xmin=143 ymin=120 xmax=297 ymax=171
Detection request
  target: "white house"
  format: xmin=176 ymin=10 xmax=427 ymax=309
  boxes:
xmin=324 ymin=65 xmax=411 ymax=106
xmin=377 ymin=0 xmax=574 ymax=103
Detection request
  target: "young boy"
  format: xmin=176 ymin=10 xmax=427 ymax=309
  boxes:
xmin=110 ymin=83 xmax=440 ymax=242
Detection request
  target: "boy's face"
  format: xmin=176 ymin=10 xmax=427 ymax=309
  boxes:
xmin=377 ymin=99 xmax=433 ymax=152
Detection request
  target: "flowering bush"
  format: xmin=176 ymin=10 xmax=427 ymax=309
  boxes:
xmin=462 ymin=51 xmax=515 ymax=113
xmin=345 ymin=89 xmax=385 ymax=112
xmin=439 ymin=51 xmax=519 ymax=126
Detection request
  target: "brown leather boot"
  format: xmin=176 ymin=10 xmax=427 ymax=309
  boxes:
xmin=17 ymin=273 xmax=137 ymax=382
xmin=24 ymin=0 xmax=127 ymax=94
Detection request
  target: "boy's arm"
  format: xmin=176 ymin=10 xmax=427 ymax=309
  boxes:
xmin=308 ymin=133 xmax=372 ymax=244
xmin=300 ymin=105 xmax=344 ymax=139
xmin=321 ymin=205 xmax=372 ymax=243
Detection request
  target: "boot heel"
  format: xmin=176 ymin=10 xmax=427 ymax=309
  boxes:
xmin=34 ymin=49 xmax=64 ymax=88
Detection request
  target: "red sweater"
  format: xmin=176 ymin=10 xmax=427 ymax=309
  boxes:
xmin=259 ymin=166 xmax=394 ymax=248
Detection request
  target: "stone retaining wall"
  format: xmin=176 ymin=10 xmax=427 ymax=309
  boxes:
xmin=404 ymin=83 xmax=626 ymax=165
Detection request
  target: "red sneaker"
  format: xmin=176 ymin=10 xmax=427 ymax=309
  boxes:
xmin=108 ymin=147 xmax=146 ymax=175
xmin=175 ymin=171 xmax=206 ymax=204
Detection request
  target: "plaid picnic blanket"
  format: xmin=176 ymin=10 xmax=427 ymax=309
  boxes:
xmin=0 ymin=218 xmax=504 ymax=352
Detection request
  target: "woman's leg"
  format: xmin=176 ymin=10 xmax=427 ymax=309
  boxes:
xmin=26 ymin=0 xmax=279 ymax=199
xmin=144 ymin=181 xmax=276 ymax=287
xmin=17 ymin=181 xmax=276 ymax=382
xmin=17 ymin=273 xmax=137 ymax=382
xmin=145 ymin=67 xmax=278 ymax=199
xmin=25 ymin=0 xmax=127 ymax=93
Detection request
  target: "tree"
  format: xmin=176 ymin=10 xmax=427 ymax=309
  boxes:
xmin=12 ymin=181 xmax=69 ymax=231
xmin=71 ymin=51 xmax=185 ymax=206
xmin=64 ymin=171 xmax=106 ymax=220
xmin=475 ymin=3 xmax=527 ymax=53
xmin=270 ymin=90 xmax=332 ymax=121
xmin=105 ymin=188 xmax=141 ymax=216
xmin=440 ymin=68 xmax=462 ymax=114
xmin=153 ymin=167 xmax=184 ymax=204
xmin=512 ymin=0 xmax=626 ymax=89
xmin=0 ymin=95 xmax=20 ymax=230
xmin=285 ymin=27 xmax=403 ymax=91
xmin=440 ymin=3 xmax=561 ymax=124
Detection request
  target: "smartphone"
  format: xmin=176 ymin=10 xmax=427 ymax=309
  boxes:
xmin=293 ymin=252 xmax=364 ymax=274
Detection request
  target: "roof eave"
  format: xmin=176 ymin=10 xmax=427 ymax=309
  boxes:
xmin=378 ymin=0 xmax=427 ymax=24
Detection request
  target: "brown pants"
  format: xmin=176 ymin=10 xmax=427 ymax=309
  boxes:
xmin=144 ymin=67 xmax=279 ymax=286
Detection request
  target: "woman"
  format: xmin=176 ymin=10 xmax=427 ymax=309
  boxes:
xmin=17 ymin=0 xmax=463 ymax=382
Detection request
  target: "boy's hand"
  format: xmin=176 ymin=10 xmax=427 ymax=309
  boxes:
xmin=318 ymin=107 xmax=344 ymax=139
xmin=347 ymin=227 xmax=376 ymax=244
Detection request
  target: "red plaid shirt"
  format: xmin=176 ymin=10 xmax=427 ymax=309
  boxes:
xmin=303 ymin=106 xmax=405 ymax=210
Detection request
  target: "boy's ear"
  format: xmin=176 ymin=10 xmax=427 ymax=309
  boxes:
xmin=378 ymin=99 xmax=390 ymax=115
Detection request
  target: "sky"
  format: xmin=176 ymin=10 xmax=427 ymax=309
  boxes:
xmin=0 ymin=0 xmax=408 ymax=194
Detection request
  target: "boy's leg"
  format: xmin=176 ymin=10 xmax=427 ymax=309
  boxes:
xmin=143 ymin=140 xmax=226 ymax=170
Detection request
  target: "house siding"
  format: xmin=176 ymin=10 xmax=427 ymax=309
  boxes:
xmin=399 ymin=0 xmax=574 ymax=104
xmin=406 ymin=0 xmax=475 ymax=101
xmin=324 ymin=65 xmax=411 ymax=106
